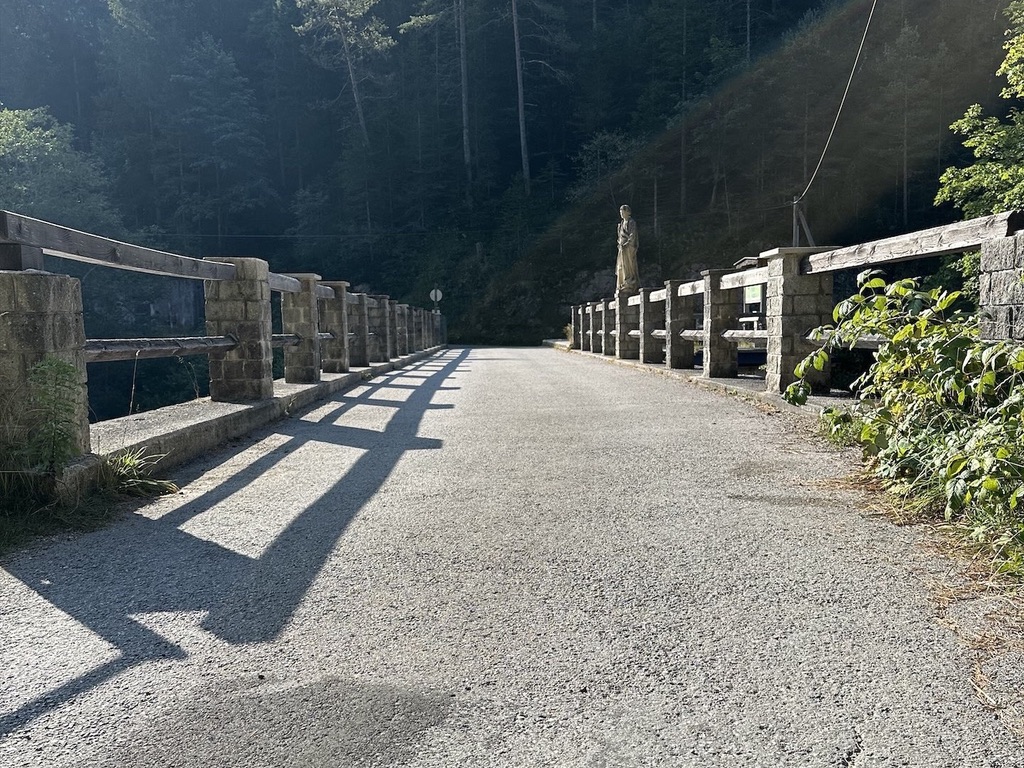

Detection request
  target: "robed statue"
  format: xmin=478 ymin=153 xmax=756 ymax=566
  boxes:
xmin=616 ymin=204 xmax=639 ymax=292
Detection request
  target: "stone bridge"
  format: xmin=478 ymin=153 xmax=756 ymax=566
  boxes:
xmin=2 ymin=346 xmax=1022 ymax=766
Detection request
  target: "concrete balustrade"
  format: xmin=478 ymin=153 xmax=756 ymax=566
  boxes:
xmin=0 ymin=209 xmax=448 ymax=503
xmin=567 ymin=218 xmax=1024 ymax=400
xmin=702 ymin=269 xmax=741 ymax=379
xmin=664 ymin=280 xmax=696 ymax=370
xmin=615 ymin=290 xmax=640 ymax=360
xmin=320 ymin=281 xmax=350 ymax=373
xmin=397 ymin=305 xmax=410 ymax=356
xmin=588 ymin=303 xmax=601 ymax=353
xmin=347 ymin=293 xmax=371 ymax=367
xmin=413 ymin=308 xmax=424 ymax=351
xmin=639 ymin=288 xmax=665 ymax=364
xmin=367 ymin=295 xmax=391 ymax=363
xmin=204 ymin=257 xmax=274 ymax=402
xmin=980 ymin=235 xmax=1024 ymax=341
xmin=281 ymin=273 xmax=322 ymax=384
xmin=765 ymin=249 xmax=834 ymax=393
xmin=388 ymin=300 xmax=400 ymax=359
xmin=0 ymin=268 xmax=91 ymax=456
xmin=600 ymin=300 xmax=613 ymax=357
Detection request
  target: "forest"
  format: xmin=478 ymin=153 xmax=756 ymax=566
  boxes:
xmin=0 ymin=0 xmax=1017 ymax=413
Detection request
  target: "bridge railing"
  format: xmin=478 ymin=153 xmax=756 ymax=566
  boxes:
xmin=570 ymin=211 xmax=1024 ymax=393
xmin=0 ymin=210 xmax=445 ymax=460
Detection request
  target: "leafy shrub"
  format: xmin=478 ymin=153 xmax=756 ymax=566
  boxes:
xmin=785 ymin=271 xmax=1024 ymax=572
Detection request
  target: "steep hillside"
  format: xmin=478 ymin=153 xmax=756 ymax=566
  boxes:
xmin=463 ymin=0 xmax=1008 ymax=343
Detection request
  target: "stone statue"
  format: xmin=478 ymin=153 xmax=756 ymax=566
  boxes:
xmin=616 ymin=204 xmax=639 ymax=292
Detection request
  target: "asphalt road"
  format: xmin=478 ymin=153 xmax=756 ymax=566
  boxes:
xmin=1 ymin=347 xmax=1021 ymax=767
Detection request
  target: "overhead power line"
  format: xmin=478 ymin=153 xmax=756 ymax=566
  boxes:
xmin=795 ymin=0 xmax=880 ymax=204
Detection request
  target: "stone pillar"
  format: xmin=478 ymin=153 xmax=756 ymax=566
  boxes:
xmin=347 ymin=293 xmax=370 ymax=367
xmin=423 ymin=307 xmax=433 ymax=348
xmin=980 ymin=235 xmax=1024 ymax=341
xmin=408 ymin=308 xmax=418 ymax=351
xmin=366 ymin=295 xmax=391 ymax=362
xmin=204 ymin=257 xmax=273 ymax=401
xmin=665 ymin=280 xmax=695 ymax=369
xmin=281 ymin=273 xmax=322 ymax=384
xmin=588 ymin=302 xmax=602 ymax=354
xmin=579 ymin=306 xmax=591 ymax=351
xmin=320 ymin=281 xmax=350 ymax=373
xmin=765 ymin=250 xmax=834 ymax=393
xmin=0 ymin=271 xmax=90 ymax=456
xmin=601 ymin=300 xmax=614 ymax=357
xmin=396 ymin=305 xmax=410 ymax=356
xmin=615 ymin=290 xmax=640 ymax=360
xmin=388 ymin=300 xmax=400 ymax=358
xmin=639 ymin=288 xmax=665 ymax=364
xmin=701 ymin=269 xmax=742 ymax=378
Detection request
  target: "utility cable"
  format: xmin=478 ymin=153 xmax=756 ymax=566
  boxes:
xmin=795 ymin=0 xmax=879 ymax=204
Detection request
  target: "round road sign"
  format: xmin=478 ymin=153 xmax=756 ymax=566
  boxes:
xmin=429 ymin=288 xmax=443 ymax=303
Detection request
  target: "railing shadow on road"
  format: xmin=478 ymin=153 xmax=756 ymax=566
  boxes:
xmin=0 ymin=347 xmax=471 ymax=737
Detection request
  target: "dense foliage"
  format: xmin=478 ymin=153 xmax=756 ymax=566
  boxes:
xmin=784 ymin=273 xmax=1024 ymax=572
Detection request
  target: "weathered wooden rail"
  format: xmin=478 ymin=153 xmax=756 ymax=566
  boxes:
xmin=570 ymin=211 xmax=1024 ymax=392
xmin=0 ymin=210 xmax=445 ymax=461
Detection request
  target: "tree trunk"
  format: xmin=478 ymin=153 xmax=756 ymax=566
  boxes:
xmin=341 ymin=30 xmax=371 ymax=148
xmin=511 ymin=0 xmax=531 ymax=196
xmin=457 ymin=0 xmax=472 ymax=207
xmin=679 ymin=0 xmax=688 ymax=218
xmin=902 ymin=90 xmax=909 ymax=229
xmin=746 ymin=0 xmax=751 ymax=64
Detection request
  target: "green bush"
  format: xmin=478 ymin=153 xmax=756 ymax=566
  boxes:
xmin=785 ymin=271 xmax=1024 ymax=573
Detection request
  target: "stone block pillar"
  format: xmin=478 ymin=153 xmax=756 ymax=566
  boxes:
xmin=589 ymin=302 xmax=602 ymax=354
xmin=281 ymin=273 xmax=322 ymax=384
xmin=0 ymin=271 xmax=90 ymax=456
xmin=601 ymin=300 xmax=614 ymax=357
xmin=639 ymin=288 xmax=665 ymax=364
xmin=320 ymin=281 xmax=350 ymax=373
xmin=367 ymin=295 xmax=390 ymax=362
xmin=580 ymin=305 xmax=591 ymax=351
xmin=204 ymin=257 xmax=273 ymax=402
xmin=980 ymin=235 xmax=1024 ymax=341
xmin=702 ymin=269 xmax=741 ymax=379
xmin=615 ymin=290 xmax=640 ymax=360
xmin=387 ymin=300 xmax=400 ymax=358
xmin=765 ymin=250 xmax=834 ymax=393
xmin=408 ymin=308 xmax=419 ymax=351
xmin=432 ymin=311 xmax=442 ymax=347
xmin=347 ymin=293 xmax=370 ymax=367
xmin=665 ymin=280 xmax=695 ymax=370
xmin=396 ymin=305 xmax=410 ymax=356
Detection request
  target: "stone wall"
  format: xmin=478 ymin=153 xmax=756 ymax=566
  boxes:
xmin=980 ymin=236 xmax=1024 ymax=341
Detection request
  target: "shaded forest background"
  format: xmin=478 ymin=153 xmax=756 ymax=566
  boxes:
xmin=0 ymin=0 xmax=1013 ymax=415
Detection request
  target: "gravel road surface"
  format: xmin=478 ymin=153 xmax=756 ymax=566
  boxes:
xmin=1 ymin=346 xmax=1021 ymax=767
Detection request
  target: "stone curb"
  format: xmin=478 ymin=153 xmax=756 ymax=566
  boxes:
xmin=542 ymin=339 xmax=825 ymax=423
xmin=58 ymin=346 xmax=449 ymax=502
